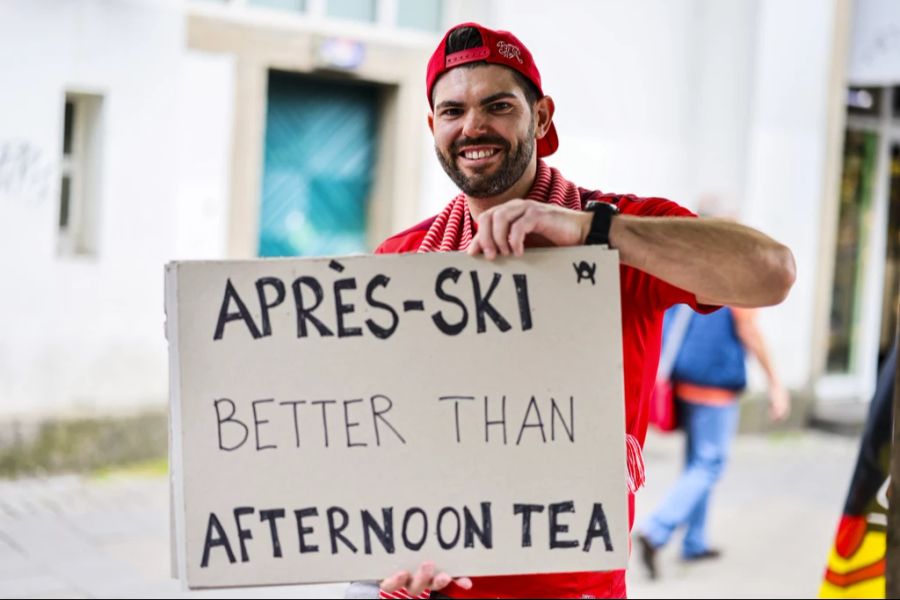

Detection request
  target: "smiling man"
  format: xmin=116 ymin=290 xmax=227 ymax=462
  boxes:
xmin=371 ymin=22 xmax=795 ymax=600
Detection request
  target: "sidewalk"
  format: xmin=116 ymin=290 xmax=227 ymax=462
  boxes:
xmin=629 ymin=429 xmax=858 ymax=598
xmin=0 ymin=429 xmax=858 ymax=599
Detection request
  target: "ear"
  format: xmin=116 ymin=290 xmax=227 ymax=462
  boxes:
xmin=427 ymin=110 xmax=435 ymax=135
xmin=534 ymin=96 xmax=555 ymax=140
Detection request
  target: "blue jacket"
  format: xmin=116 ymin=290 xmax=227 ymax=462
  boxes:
xmin=670 ymin=307 xmax=747 ymax=391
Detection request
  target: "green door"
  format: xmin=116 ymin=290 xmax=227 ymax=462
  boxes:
xmin=259 ymin=71 xmax=379 ymax=257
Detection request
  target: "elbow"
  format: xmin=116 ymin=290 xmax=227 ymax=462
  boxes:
xmin=764 ymin=244 xmax=796 ymax=306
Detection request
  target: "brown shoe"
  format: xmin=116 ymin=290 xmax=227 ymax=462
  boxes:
xmin=683 ymin=548 xmax=722 ymax=562
xmin=636 ymin=534 xmax=659 ymax=580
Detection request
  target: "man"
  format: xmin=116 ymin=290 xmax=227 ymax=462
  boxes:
xmin=373 ymin=22 xmax=795 ymax=599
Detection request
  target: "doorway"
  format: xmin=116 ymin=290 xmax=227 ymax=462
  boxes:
xmin=258 ymin=70 xmax=380 ymax=257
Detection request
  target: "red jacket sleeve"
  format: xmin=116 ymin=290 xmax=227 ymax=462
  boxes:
xmin=374 ymin=216 xmax=435 ymax=254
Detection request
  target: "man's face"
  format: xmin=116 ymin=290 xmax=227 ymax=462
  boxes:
xmin=430 ymin=65 xmax=537 ymax=198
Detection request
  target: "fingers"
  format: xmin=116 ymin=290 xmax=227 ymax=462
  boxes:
xmin=773 ymin=401 xmax=790 ymax=422
xmin=469 ymin=201 xmax=529 ymax=259
xmin=380 ymin=570 xmax=411 ymax=593
xmin=768 ymin=389 xmax=790 ymax=422
xmin=472 ymin=211 xmax=496 ymax=259
xmin=421 ymin=571 xmax=473 ymax=593
xmin=467 ymin=201 xmax=587 ymax=258
xmin=407 ymin=561 xmax=435 ymax=596
xmin=509 ymin=209 xmax=540 ymax=256
xmin=491 ymin=203 xmax=526 ymax=257
xmin=454 ymin=577 xmax=474 ymax=590
xmin=381 ymin=564 xmax=470 ymax=595
xmin=432 ymin=571 xmax=452 ymax=590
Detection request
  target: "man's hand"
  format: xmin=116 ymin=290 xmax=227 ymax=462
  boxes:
xmin=467 ymin=199 xmax=591 ymax=259
xmin=380 ymin=561 xmax=473 ymax=597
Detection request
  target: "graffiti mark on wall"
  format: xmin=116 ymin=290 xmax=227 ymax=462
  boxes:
xmin=0 ymin=140 xmax=53 ymax=203
xmin=856 ymin=24 xmax=900 ymax=71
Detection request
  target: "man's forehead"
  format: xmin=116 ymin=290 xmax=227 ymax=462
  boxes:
xmin=432 ymin=64 xmax=524 ymax=104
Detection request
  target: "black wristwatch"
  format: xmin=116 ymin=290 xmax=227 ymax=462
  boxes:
xmin=584 ymin=200 xmax=620 ymax=247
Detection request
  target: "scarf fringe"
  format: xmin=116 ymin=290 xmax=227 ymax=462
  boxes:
xmin=380 ymin=588 xmax=429 ymax=599
xmin=626 ymin=434 xmax=645 ymax=493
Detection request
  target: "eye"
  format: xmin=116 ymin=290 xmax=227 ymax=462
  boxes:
xmin=440 ymin=108 xmax=463 ymax=118
xmin=490 ymin=102 xmax=513 ymax=112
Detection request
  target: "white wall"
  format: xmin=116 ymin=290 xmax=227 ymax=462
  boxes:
xmin=689 ymin=0 xmax=758 ymax=215
xmin=174 ymin=50 xmax=234 ymax=261
xmin=848 ymin=0 xmax=900 ymax=85
xmin=493 ymin=0 xmax=698 ymax=204
xmin=0 ymin=0 xmax=233 ymax=419
xmin=742 ymin=0 xmax=841 ymax=392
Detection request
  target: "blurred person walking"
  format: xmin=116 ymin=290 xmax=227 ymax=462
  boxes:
xmin=636 ymin=304 xmax=790 ymax=578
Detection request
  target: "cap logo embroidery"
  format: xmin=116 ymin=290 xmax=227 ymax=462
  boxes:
xmin=496 ymin=41 xmax=523 ymax=64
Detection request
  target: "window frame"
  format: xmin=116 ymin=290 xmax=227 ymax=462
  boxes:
xmin=58 ymin=91 xmax=103 ymax=257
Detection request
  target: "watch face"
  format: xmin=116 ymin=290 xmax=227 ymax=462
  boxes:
xmin=586 ymin=201 xmax=619 ymax=214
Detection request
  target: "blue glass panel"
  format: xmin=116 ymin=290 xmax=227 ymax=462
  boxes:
xmin=326 ymin=0 xmax=376 ymax=23
xmin=259 ymin=71 xmax=378 ymax=257
xmin=397 ymin=0 xmax=442 ymax=32
xmin=249 ymin=0 xmax=306 ymax=11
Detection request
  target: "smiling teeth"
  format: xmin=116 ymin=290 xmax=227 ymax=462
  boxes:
xmin=464 ymin=149 xmax=497 ymax=159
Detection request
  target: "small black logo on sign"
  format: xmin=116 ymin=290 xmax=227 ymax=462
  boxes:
xmin=574 ymin=261 xmax=597 ymax=285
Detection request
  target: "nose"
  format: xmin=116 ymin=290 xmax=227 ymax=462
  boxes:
xmin=461 ymin=109 xmax=489 ymax=140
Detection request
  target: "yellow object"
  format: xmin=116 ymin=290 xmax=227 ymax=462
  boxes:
xmin=819 ymin=530 xmax=886 ymax=598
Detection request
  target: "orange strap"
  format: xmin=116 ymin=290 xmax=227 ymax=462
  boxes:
xmin=674 ymin=382 xmax=737 ymax=406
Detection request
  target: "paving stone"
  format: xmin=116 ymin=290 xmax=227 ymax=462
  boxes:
xmin=0 ymin=574 xmax=75 ymax=599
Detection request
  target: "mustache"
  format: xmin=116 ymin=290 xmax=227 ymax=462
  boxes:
xmin=451 ymin=135 xmax=510 ymax=154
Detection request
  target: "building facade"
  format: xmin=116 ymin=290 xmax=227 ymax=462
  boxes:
xmin=0 ymin=0 xmax=895 ymax=423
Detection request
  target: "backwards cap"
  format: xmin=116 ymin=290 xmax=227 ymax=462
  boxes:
xmin=426 ymin=22 xmax=558 ymax=158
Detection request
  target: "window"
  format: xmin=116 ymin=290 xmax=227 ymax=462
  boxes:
xmin=879 ymin=143 xmax=900 ymax=365
xmin=326 ymin=0 xmax=376 ymax=23
xmin=59 ymin=93 xmax=103 ymax=256
xmin=396 ymin=0 xmax=442 ymax=32
xmin=827 ymin=129 xmax=878 ymax=373
xmin=248 ymin=0 xmax=306 ymax=11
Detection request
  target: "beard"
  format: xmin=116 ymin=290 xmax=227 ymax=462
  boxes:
xmin=436 ymin=122 xmax=536 ymax=198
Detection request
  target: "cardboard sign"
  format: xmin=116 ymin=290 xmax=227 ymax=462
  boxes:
xmin=166 ymin=247 xmax=628 ymax=589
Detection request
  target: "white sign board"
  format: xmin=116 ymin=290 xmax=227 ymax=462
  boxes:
xmin=166 ymin=247 xmax=628 ymax=589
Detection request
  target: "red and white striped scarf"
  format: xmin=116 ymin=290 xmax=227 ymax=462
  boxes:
xmin=418 ymin=160 xmax=582 ymax=253
xmin=382 ymin=161 xmax=645 ymax=600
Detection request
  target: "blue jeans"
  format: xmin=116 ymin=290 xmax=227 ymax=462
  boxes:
xmin=641 ymin=398 xmax=740 ymax=557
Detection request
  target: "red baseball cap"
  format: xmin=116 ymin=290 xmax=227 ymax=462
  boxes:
xmin=426 ymin=22 xmax=559 ymax=158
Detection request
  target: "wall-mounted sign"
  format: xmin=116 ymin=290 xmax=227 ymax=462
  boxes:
xmin=316 ymin=37 xmax=366 ymax=71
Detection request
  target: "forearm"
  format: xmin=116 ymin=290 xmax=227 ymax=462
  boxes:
xmin=736 ymin=321 xmax=781 ymax=387
xmin=608 ymin=216 xmax=796 ymax=308
xmin=735 ymin=315 xmax=791 ymax=420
